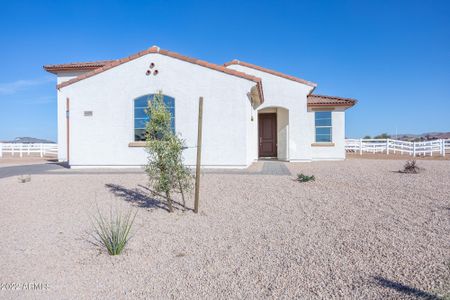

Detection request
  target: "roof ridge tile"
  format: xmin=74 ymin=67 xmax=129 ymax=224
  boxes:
xmin=52 ymin=47 xmax=263 ymax=89
xmin=307 ymin=94 xmax=357 ymax=107
xmin=44 ymin=46 xmax=265 ymax=103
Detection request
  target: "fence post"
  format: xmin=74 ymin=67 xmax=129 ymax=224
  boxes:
xmin=19 ymin=143 xmax=23 ymax=158
xmin=40 ymin=144 xmax=43 ymax=157
xmin=194 ymin=97 xmax=204 ymax=214
xmin=413 ymin=142 xmax=416 ymax=157
xmin=0 ymin=143 xmax=2 ymax=158
xmin=386 ymin=139 xmax=389 ymax=155
xmin=443 ymin=140 xmax=446 ymax=157
xmin=359 ymin=138 xmax=363 ymax=155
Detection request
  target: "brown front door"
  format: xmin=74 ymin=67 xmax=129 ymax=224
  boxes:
xmin=259 ymin=113 xmax=277 ymax=157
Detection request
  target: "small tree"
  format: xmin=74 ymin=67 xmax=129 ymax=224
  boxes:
xmin=374 ymin=133 xmax=391 ymax=139
xmin=363 ymin=135 xmax=371 ymax=139
xmin=145 ymin=91 xmax=193 ymax=212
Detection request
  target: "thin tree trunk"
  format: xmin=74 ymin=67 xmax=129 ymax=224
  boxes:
xmin=178 ymin=177 xmax=186 ymax=210
xmin=166 ymin=191 xmax=174 ymax=213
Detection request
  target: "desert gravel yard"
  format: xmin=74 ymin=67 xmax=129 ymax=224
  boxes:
xmin=0 ymin=159 xmax=449 ymax=299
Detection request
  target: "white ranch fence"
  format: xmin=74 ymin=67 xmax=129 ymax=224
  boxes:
xmin=0 ymin=143 xmax=58 ymax=158
xmin=346 ymin=138 xmax=450 ymax=157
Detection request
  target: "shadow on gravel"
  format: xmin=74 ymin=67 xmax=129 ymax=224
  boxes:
xmin=138 ymin=184 xmax=192 ymax=212
xmin=105 ymin=184 xmax=190 ymax=212
xmin=0 ymin=162 xmax=67 ymax=179
xmin=373 ymin=276 xmax=439 ymax=299
xmin=391 ymin=170 xmax=424 ymax=175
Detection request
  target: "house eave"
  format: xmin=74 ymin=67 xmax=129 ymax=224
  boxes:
xmin=224 ymin=59 xmax=317 ymax=88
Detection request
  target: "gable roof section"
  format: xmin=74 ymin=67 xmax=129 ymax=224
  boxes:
xmin=44 ymin=60 xmax=116 ymax=74
xmin=307 ymin=94 xmax=357 ymax=107
xmin=223 ymin=59 xmax=317 ymax=88
xmin=47 ymin=46 xmax=264 ymax=100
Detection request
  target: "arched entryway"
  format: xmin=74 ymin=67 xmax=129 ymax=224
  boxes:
xmin=258 ymin=107 xmax=289 ymax=160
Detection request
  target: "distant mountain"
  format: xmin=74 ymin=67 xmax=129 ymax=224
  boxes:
xmin=424 ymin=132 xmax=450 ymax=139
xmin=356 ymin=132 xmax=450 ymax=140
xmin=1 ymin=137 xmax=55 ymax=143
xmin=394 ymin=132 xmax=450 ymax=141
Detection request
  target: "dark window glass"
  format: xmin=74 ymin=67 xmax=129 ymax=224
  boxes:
xmin=134 ymin=94 xmax=175 ymax=141
xmin=134 ymin=129 xmax=146 ymax=141
xmin=134 ymin=118 xmax=148 ymax=129
xmin=134 ymin=108 xmax=147 ymax=119
xmin=316 ymin=134 xmax=332 ymax=142
xmin=315 ymin=111 xmax=332 ymax=142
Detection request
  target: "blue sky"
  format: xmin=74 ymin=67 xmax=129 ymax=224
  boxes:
xmin=0 ymin=0 xmax=449 ymax=141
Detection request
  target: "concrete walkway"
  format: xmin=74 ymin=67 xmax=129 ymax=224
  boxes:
xmin=203 ymin=160 xmax=291 ymax=176
xmin=0 ymin=163 xmax=63 ymax=179
xmin=0 ymin=160 xmax=292 ymax=179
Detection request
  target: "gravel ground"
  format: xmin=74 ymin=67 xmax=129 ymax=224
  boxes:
xmin=0 ymin=159 xmax=449 ymax=299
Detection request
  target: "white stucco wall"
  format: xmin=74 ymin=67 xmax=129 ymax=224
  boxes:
xmin=307 ymin=109 xmax=346 ymax=160
xmin=56 ymin=91 xmax=66 ymax=162
xmin=246 ymin=101 xmax=258 ymax=165
xmin=57 ymin=71 xmax=93 ymax=161
xmin=277 ymin=107 xmax=289 ymax=161
xmin=226 ymin=64 xmax=315 ymax=161
xmin=57 ymin=53 xmax=256 ymax=167
xmin=53 ymin=55 xmax=349 ymax=167
xmin=56 ymin=71 xmax=90 ymax=84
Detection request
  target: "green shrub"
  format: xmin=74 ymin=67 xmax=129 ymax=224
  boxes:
xmin=442 ymin=292 xmax=450 ymax=300
xmin=296 ymin=173 xmax=315 ymax=182
xmin=91 ymin=207 xmax=137 ymax=255
xmin=401 ymin=160 xmax=421 ymax=174
xmin=145 ymin=91 xmax=193 ymax=212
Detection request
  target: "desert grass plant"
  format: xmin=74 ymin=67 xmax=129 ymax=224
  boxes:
xmin=401 ymin=160 xmax=422 ymax=174
xmin=296 ymin=173 xmax=315 ymax=182
xmin=18 ymin=174 xmax=31 ymax=183
xmin=90 ymin=207 xmax=137 ymax=255
xmin=145 ymin=91 xmax=193 ymax=213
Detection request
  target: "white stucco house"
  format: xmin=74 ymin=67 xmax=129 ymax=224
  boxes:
xmin=44 ymin=45 xmax=356 ymax=168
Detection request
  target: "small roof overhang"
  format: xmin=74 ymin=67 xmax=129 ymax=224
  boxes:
xmin=307 ymin=94 xmax=357 ymax=109
xmin=43 ymin=60 xmax=115 ymax=74
xmin=224 ymin=59 xmax=317 ymax=88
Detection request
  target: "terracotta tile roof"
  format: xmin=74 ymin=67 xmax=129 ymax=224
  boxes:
xmin=223 ymin=59 xmax=317 ymax=88
xmin=43 ymin=60 xmax=116 ymax=74
xmin=307 ymin=94 xmax=357 ymax=107
xmin=49 ymin=46 xmax=264 ymax=104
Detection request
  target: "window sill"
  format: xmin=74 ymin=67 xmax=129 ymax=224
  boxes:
xmin=128 ymin=141 xmax=146 ymax=147
xmin=311 ymin=142 xmax=335 ymax=147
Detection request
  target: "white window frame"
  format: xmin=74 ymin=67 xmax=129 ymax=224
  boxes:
xmin=315 ymin=111 xmax=333 ymax=143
